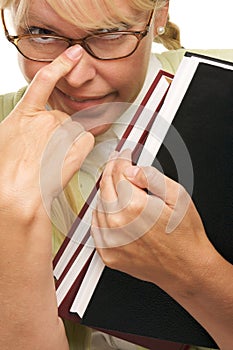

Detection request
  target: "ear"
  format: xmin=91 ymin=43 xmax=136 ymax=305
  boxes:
xmin=152 ymin=0 xmax=169 ymax=37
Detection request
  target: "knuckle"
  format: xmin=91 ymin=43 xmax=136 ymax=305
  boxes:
xmin=99 ymin=174 xmax=111 ymax=190
xmin=145 ymin=166 xmax=158 ymax=183
xmin=127 ymin=191 xmax=146 ymax=213
xmin=81 ymin=131 xmax=95 ymax=148
xmin=178 ymin=183 xmax=189 ymax=199
xmin=57 ymin=55 xmax=73 ymax=70
xmin=41 ymin=112 xmax=61 ymax=129
xmin=100 ymin=251 xmax=119 ymax=270
xmin=35 ymin=67 xmax=55 ymax=84
xmin=127 ymin=199 xmax=142 ymax=214
xmin=107 ymin=214 xmax=123 ymax=229
xmin=113 ymin=161 xmax=122 ymax=173
xmin=101 ymin=254 xmax=114 ymax=268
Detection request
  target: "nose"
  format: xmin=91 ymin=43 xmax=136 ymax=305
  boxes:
xmin=64 ymin=49 xmax=97 ymax=87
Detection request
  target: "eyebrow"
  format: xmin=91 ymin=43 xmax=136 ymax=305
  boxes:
xmin=22 ymin=13 xmax=64 ymax=33
xmin=22 ymin=21 xmax=134 ymax=40
xmin=23 ymin=10 xmax=146 ymax=37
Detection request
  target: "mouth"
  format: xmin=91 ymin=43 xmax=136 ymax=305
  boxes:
xmin=57 ymin=88 xmax=116 ymax=111
xmin=65 ymin=93 xmax=104 ymax=103
xmin=53 ymin=88 xmax=123 ymax=135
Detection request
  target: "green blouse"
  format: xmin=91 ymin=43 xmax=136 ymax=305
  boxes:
xmin=1 ymin=48 xmax=232 ymax=350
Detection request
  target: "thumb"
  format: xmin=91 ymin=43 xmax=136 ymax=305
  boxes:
xmin=123 ymin=165 xmax=167 ymax=201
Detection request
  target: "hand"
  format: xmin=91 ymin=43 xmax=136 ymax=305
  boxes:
xmin=92 ymin=150 xmax=233 ymax=350
xmin=92 ymin=150 xmax=215 ymax=293
xmin=0 ymin=45 xmax=94 ymax=350
xmin=0 ymin=45 xmax=94 ymax=224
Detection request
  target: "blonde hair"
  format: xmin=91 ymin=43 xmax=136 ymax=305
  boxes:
xmin=0 ymin=0 xmax=181 ymax=50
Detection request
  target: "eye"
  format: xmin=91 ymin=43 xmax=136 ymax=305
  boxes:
xmin=90 ymin=23 xmax=131 ymax=41
xmin=97 ymin=32 xmax=125 ymax=41
xmin=94 ymin=22 xmax=130 ymax=34
xmin=23 ymin=26 xmax=62 ymax=44
xmin=27 ymin=26 xmax=56 ymax=36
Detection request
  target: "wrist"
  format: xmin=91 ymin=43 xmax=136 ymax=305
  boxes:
xmin=158 ymin=240 xmax=220 ymax=300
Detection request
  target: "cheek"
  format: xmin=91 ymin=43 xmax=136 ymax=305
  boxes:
xmin=18 ymin=55 xmax=46 ymax=83
xmin=107 ymin=41 xmax=152 ymax=103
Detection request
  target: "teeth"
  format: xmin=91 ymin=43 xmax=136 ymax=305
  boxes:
xmin=69 ymin=95 xmax=85 ymax=102
xmin=63 ymin=92 xmax=85 ymax=102
xmin=63 ymin=92 xmax=106 ymax=103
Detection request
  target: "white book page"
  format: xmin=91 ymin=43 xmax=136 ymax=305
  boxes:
xmin=68 ymin=76 xmax=170 ymax=317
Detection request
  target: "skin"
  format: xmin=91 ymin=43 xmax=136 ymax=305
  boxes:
xmin=0 ymin=45 xmax=95 ymax=350
xmin=0 ymin=1 xmax=168 ymax=349
xmin=3 ymin=0 xmax=232 ymax=349
xmin=92 ymin=151 xmax=233 ymax=350
xmin=18 ymin=0 xmax=168 ymax=136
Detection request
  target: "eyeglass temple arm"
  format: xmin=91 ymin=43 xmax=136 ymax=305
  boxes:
xmin=146 ymin=9 xmax=155 ymax=32
xmin=1 ymin=9 xmax=10 ymax=37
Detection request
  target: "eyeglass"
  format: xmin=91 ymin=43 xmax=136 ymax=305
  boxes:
xmin=1 ymin=9 xmax=154 ymax=62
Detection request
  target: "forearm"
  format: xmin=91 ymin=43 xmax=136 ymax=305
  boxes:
xmin=0 ymin=214 xmax=68 ymax=350
xmin=163 ymin=248 xmax=233 ymax=350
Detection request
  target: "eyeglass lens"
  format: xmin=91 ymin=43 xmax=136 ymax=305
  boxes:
xmin=16 ymin=33 xmax=140 ymax=60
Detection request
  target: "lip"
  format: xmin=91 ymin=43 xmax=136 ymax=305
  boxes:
xmin=56 ymin=88 xmax=116 ymax=112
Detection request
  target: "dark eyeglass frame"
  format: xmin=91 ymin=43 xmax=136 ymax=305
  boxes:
xmin=1 ymin=9 xmax=154 ymax=62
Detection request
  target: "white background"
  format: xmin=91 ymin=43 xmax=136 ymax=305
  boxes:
xmin=0 ymin=0 xmax=232 ymax=93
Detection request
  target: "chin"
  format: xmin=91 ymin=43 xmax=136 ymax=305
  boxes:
xmin=70 ymin=101 xmax=128 ymax=136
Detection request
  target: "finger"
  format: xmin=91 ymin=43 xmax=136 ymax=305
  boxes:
xmin=124 ymin=165 xmax=192 ymax=232
xmin=124 ymin=165 xmax=165 ymax=196
xmin=166 ymin=186 xmax=192 ymax=234
xmin=93 ymin=192 xmax=166 ymax=248
xmin=92 ymin=202 xmax=131 ymax=249
xmin=111 ymin=149 xmax=132 ymax=192
xmin=99 ymin=151 xmax=119 ymax=204
xmin=99 ymin=149 xmax=133 ymax=212
xmin=20 ymin=45 xmax=84 ymax=110
xmin=100 ymin=148 xmax=132 ymax=200
xmin=91 ymin=204 xmax=111 ymax=249
xmin=40 ymin=119 xmax=94 ymax=203
xmin=62 ymin=129 xmax=95 ymax=186
xmin=124 ymin=165 xmax=181 ymax=206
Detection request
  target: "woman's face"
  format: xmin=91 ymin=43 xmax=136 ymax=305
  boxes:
xmin=17 ymin=0 xmax=163 ymax=135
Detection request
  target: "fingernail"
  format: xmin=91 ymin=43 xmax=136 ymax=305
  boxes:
xmin=124 ymin=166 xmax=140 ymax=178
xmin=65 ymin=45 xmax=83 ymax=60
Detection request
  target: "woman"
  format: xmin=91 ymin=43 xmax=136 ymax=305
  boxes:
xmin=0 ymin=0 xmax=232 ymax=349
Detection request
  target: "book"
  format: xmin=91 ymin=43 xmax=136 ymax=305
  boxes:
xmin=54 ymin=53 xmax=233 ymax=349
xmin=53 ymin=69 xmax=173 ymax=295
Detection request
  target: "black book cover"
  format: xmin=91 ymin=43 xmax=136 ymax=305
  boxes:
xmin=73 ymin=62 xmax=233 ymax=348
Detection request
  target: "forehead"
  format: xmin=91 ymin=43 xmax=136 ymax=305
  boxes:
xmin=20 ymin=0 xmax=151 ymax=30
